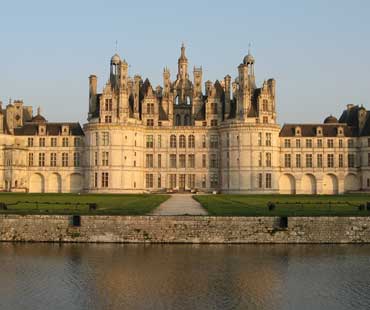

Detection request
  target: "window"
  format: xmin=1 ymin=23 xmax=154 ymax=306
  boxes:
xmin=202 ymin=135 xmax=206 ymax=148
xmin=306 ymin=139 xmax=312 ymax=148
xmin=187 ymin=174 xmax=195 ymax=188
xmin=179 ymin=135 xmax=186 ymax=148
xmin=170 ymin=135 xmax=177 ymax=148
xmin=210 ymin=174 xmax=218 ymax=188
xmin=368 ymin=138 xmax=370 ymax=147
xmin=262 ymin=116 xmax=268 ymax=124
xmin=266 ymin=133 xmax=272 ymax=146
xmin=101 ymin=172 xmax=109 ymax=188
xmin=339 ymin=154 xmax=344 ymax=168
xmin=95 ymin=133 xmax=99 ymax=146
xmin=51 ymin=137 xmax=57 ymax=147
xmin=317 ymin=139 xmax=322 ymax=148
xmin=327 ymin=139 xmax=334 ymax=148
xmin=306 ymin=154 xmax=312 ymax=168
xmin=262 ymin=99 xmax=268 ymax=111
xmin=368 ymin=153 xmax=370 ymax=166
xmin=105 ymin=115 xmax=112 ymax=123
xmin=157 ymin=135 xmax=162 ymax=148
xmin=146 ymin=119 xmax=154 ymax=126
xmin=145 ymin=174 xmax=154 ymax=188
xmin=295 ymin=139 xmax=301 ymax=148
xmin=146 ymin=135 xmax=153 ymax=148
xmin=188 ymin=135 xmax=195 ymax=148
xmin=176 ymin=114 xmax=181 ymax=126
xmin=179 ymin=154 xmax=186 ymax=168
xmin=258 ymin=152 xmax=262 ymax=167
xmin=169 ymin=174 xmax=176 ymax=188
xmin=266 ymin=153 xmax=272 ymax=167
xmin=296 ymin=154 xmax=301 ymax=168
xmin=145 ymin=154 xmax=153 ymax=168
xmin=258 ymin=173 xmax=263 ymax=188
xmin=348 ymin=154 xmax=355 ymax=168
xmin=105 ymin=99 xmax=113 ymax=111
xmin=184 ymin=115 xmax=190 ymax=126
xmin=147 ymin=103 xmax=154 ymax=114
xmin=74 ymin=138 xmax=81 ymax=147
xmin=317 ymin=154 xmax=323 ymax=168
xmin=62 ymin=137 xmax=69 ymax=147
xmin=158 ymin=154 xmax=162 ymax=168
xmin=179 ymin=175 xmax=185 ymax=190
xmin=348 ymin=139 xmax=354 ymax=148
xmin=102 ymin=152 xmax=109 ymax=166
xmin=211 ymin=119 xmax=218 ymax=126
xmin=211 ymin=102 xmax=217 ymax=114
xmin=158 ymin=174 xmax=162 ymax=188
xmin=73 ymin=152 xmax=81 ymax=167
xmin=339 ymin=139 xmax=343 ymax=148
xmin=202 ymin=154 xmax=207 ymax=168
xmin=210 ymin=154 xmax=218 ymax=168
xmin=210 ymin=135 xmax=219 ymax=148
xmin=188 ymin=154 xmax=195 ymax=168
xmin=28 ymin=153 xmax=34 ymax=166
xmin=38 ymin=153 xmax=45 ymax=167
xmin=50 ymin=153 xmax=57 ymax=167
xmin=284 ymin=154 xmax=291 ymax=168
xmin=62 ymin=153 xmax=69 ymax=167
xmin=327 ymin=154 xmax=334 ymax=168
xmin=284 ymin=139 xmax=291 ymax=148
xmin=202 ymin=121 xmax=207 ymax=127
xmin=94 ymin=152 xmax=98 ymax=166
xmin=170 ymin=154 xmax=177 ymax=168
xmin=202 ymin=175 xmax=206 ymax=188
xmin=28 ymin=138 xmax=34 ymax=147
xmin=258 ymin=132 xmax=262 ymax=146
xmin=39 ymin=138 xmax=45 ymax=147
xmin=226 ymin=133 xmax=230 ymax=147
xmin=94 ymin=172 xmax=98 ymax=188
xmin=102 ymin=132 xmax=109 ymax=146
xmin=266 ymin=173 xmax=272 ymax=189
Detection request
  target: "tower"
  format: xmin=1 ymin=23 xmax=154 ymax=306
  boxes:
xmin=177 ymin=43 xmax=188 ymax=81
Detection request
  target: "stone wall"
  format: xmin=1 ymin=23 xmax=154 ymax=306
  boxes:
xmin=0 ymin=215 xmax=369 ymax=243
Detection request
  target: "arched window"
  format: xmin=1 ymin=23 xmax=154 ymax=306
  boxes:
xmin=170 ymin=135 xmax=177 ymax=148
xmin=188 ymin=135 xmax=195 ymax=148
xmin=186 ymin=96 xmax=191 ymax=105
xmin=175 ymin=96 xmax=179 ymax=105
xmin=184 ymin=114 xmax=190 ymax=126
xmin=179 ymin=135 xmax=186 ymax=148
xmin=176 ymin=114 xmax=181 ymax=126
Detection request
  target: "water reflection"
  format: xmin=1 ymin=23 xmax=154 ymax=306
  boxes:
xmin=0 ymin=244 xmax=369 ymax=310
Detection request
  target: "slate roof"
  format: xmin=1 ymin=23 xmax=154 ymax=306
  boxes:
xmin=279 ymin=124 xmax=357 ymax=137
xmin=14 ymin=122 xmax=84 ymax=136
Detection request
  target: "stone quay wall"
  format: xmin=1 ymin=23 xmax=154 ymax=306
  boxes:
xmin=0 ymin=215 xmax=369 ymax=243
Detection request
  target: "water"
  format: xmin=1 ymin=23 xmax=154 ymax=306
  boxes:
xmin=0 ymin=244 xmax=369 ymax=310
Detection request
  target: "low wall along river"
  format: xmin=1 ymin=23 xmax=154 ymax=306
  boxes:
xmin=0 ymin=215 xmax=369 ymax=243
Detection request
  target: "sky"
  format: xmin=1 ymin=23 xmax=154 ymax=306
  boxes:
xmin=0 ymin=0 xmax=369 ymax=125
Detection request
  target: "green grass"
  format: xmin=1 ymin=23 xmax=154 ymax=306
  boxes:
xmin=193 ymin=194 xmax=370 ymax=216
xmin=0 ymin=193 xmax=169 ymax=215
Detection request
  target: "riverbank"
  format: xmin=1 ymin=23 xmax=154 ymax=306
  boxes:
xmin=1 ymin=215 xmax=369 ymax=243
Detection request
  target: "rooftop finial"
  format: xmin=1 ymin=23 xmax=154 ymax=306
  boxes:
xmin=248 ymin=42 xmax=252 ymax=55
xmin=115 ymin=40 xmax=118 ymax=53
xmin=37 ymin=106 xmax=41 ymax=115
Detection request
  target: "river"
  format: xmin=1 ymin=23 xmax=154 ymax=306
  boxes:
xmin=0 ymin=243 xmax=369 ymax=310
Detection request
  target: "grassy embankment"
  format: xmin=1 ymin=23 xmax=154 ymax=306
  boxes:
xmin=194 ymin=194 xmax=370 ymax=216
xmin=0 ymin=193 xmax=169 ymax=215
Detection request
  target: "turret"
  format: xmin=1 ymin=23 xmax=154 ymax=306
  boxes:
xmin=177 ymin=43 xmax=188 ymax=80
xmin=205 ymin=80 xmax=212 ymax=96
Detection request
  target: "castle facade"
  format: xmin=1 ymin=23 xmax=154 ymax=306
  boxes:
xmin=1 ymin=45 xmax=369 ymax=194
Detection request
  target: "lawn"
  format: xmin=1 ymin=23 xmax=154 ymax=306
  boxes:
xmin=193 ymin=194 xmax=370 ymax=216
xmin=0 ymin=193 xmax=169 ymax=215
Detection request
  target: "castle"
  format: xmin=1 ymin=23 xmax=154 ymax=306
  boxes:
xmin=1 ymin=45 xmax=369 ymax=194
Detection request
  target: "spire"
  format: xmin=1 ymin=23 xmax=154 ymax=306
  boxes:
xmin=179 ymin=42 xmax=187 ymax=61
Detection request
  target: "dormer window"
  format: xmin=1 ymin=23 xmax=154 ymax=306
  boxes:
xmin=295 ymin=127 xmax=301 ymax=136
xmin=62 ymin=125 xmax=69 ymax=135
xmin=337 ymin=127 xmax=344 ymax=136
xmin=316 ymin=126 xmax=323 ymax=136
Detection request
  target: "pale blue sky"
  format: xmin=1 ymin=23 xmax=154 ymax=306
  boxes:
xmin=0 ymin=0 xmax=369 ymax=124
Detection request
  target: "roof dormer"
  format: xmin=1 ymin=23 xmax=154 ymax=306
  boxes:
xmin=316 ymin=126 xmax=323 ymax=136
xmin=294 ymin=126 xmax=301 ymax=136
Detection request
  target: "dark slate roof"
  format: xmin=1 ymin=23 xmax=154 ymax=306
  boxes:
xmin=279 ymin=124 xmax=357 ymax=137
xmin=194 ymin=96 xmax=207 ymax=120
xmin=360 ymin=112 xmax=370 ymax=136
xmin=247 ymin=88 xmax=260 ymax=118
xmin=14 ymin=122 xmax=84 ymax=136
